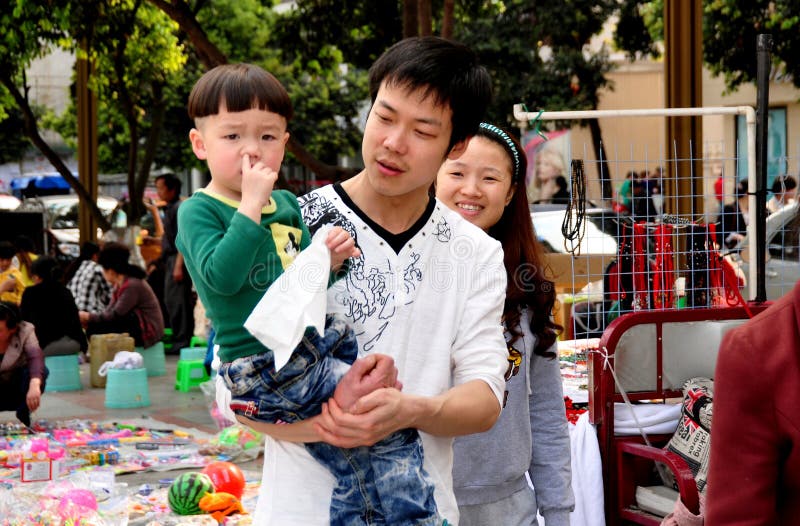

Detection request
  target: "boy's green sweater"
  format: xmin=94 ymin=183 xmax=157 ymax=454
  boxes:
xmin=176 ymin=189 xmax=311 ymax=363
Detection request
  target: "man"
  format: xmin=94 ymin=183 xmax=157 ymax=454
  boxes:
xmin=156 ymin=173 xmax=195 ymax=352
xmin=767 ymin=174 xmax=797 ymax=214
xmin=706 ymin=280 xmax=800 ymax=523
xmin=243 ymin=37 xmax=507 ymax=525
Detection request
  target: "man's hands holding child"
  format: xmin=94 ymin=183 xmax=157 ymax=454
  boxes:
xmin=238 ymin=154 xmax=278 ymax=221
xmin=316 ymin=354 xmax=410 ymax=448
xmin=326 ymin=227 xmax=361 ymax=269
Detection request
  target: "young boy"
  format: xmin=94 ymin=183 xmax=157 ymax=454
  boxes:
xmin=176 ymin=63 xmax=441 ymax=525
xmin=241 ymin=37 xmax=509 ymax=526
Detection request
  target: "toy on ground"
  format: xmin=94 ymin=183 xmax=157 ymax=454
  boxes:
xmin=201 ymin=460 xmax=246 ymax=499
xmin=198 ymin=491 xmax=246 ymax=522
xmin=58 ymin=488 xmax=98 ymax=521
xmin=167 ymin=472 xmax=215 ymax=515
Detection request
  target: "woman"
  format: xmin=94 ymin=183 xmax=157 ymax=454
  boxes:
xmin=21 ymin=256 xmax=88 ymax=357
xmin=0 ymin=301 xmax=48 ymax=427
xmin=79 ymin=242 xmax=164 ymax=348
xmin=437 ymin=123 xmax=574 ymax=525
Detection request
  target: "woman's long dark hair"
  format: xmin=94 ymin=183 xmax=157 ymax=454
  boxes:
xmin=478 ymin=126 xmax=561 ymax=357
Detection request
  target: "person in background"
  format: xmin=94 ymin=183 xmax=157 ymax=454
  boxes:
xmin=706 ymin=280 xmax=800 ymax=523
xmin=532 ymin=148 xmax=567 ymax=204
xmin=631 ymin=178 xmax=658 ymax=222
xmin=67 ymin=241 xmax=112 ymax=314
xmin=0 ymin=241 xmax=25 ymax=304
xmin=12 ymin=235 xmax=39 ymax=287
xmin=155 ymin=173 xmax=195 ymax=353
xmin=79 ymin=242 xmax=164 ymax=348
xmin=614 ymin=170 xmax=637 ymax=214
xmin=767 ymin=174 xmax=797 ymax=214
xmin=437 ymin=123 xmax=574 ymax=525
xmin=21 ymin=256 xmax=87 ymax=357
xmin=717 ymin=179 xmax=749 ymax=249
xmin=550 ymin=175 xmax=570 ymax=204
xmin=0 ymin=301 xmax=48 ymax=427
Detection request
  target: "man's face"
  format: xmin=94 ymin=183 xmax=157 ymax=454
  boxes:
xmin=155 ymin=178 xmax=173 ymax=202
xmin=361 ymin=81 xmax=457 ymax=201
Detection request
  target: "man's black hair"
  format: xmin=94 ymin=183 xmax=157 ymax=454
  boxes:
xmin=368 ymin=36 xmax=492 ymax=152
xmin=156 ymin=173 xmax=182 ymax=195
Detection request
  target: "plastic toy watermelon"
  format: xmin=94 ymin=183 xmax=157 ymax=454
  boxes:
xmin=168 ymin=472 xmax=215 ymax=515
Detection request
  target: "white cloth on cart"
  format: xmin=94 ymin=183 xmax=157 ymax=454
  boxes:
xmin=563 ymin=404 xmax=681 ymax=526
xmin=614 ymin=402 xmax=682 ymax=436
xmin=567 ymin=412 xmax=605 ymax=526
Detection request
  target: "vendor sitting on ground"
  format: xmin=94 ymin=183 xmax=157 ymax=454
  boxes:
xmin=21 ymin=256 xmax=88 ymax=357
xmin=79 ymin=242 xmax=164 ymax=348
xmin=0 ymin=301 xmax=48 ymax=427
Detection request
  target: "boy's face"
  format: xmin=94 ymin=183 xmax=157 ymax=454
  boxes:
xmin=0 ymin=258 xmax=11 ymax=272
xmin=189 ymin=103 xmax=289 ymax=201
xmin=361 ymin=81 xmax=464 ymax=201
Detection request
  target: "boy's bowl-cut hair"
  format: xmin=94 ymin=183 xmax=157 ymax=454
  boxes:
xmin=368 ymin=36 xmax=492 ymax=152
xmin=188 ymin=63 xmax=293 ymax=122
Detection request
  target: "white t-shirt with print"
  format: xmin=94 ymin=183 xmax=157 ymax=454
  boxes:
xmin=253 ymin=185 xmax=508 ymax=525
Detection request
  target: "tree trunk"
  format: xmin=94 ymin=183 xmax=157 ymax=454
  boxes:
xmin=403 ymin=0 xmax=418 ymax=38
xmin=417 ymin=0 xmax=432 ymax=36
xmin=0 ymin=72 xmax=111 ymax=230
xmin=133 ymin=82 xmax=167 ymax=224
xmin=441 ymin=0 xmax=454 ymax=40
xmin=588 ymin=118 xmax=612 ymax=200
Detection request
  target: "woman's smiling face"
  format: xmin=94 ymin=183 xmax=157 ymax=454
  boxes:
xmin=436 ymin=136 xmax=515 ymax=232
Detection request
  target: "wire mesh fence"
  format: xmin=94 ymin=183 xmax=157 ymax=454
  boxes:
xmin=514 ymin=106 xmax=800 ymax=342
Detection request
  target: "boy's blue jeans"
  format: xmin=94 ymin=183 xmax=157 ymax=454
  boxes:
xmin=219 ymin=314 xmax=439 ymax=526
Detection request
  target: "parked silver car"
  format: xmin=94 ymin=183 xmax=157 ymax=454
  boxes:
xmin=727 ymin=202 xmax=800 ymax=300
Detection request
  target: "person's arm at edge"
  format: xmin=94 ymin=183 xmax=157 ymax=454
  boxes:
xmin=22 ymin=326 xmax=44 ymax=412
xmin=706 ymin=328 xmax=779 ymax=524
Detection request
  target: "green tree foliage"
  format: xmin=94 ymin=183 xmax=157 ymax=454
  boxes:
xmin=614 ymin=0 xmax=662 ymax=60
xmin=0 ymin=0 xmax=112 ymax=228
xmin=704 ymin=0 xmax=800 ymax=91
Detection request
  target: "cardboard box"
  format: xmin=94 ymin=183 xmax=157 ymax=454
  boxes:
xmin=543 ymin=253 xmax=614 ymax=293
xmin=89 ymin=333 xmax=135 ymax=388
xmin=21 ymin=453 xmax=53 ymax=482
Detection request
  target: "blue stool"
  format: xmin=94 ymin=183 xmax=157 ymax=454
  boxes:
xmin=44 ymin=354 xmax=82 ymax=392
xmin=105 ymin=368 xmax=150 ymax=408
xmin=136 ymin=342 xmax=166 ymax=377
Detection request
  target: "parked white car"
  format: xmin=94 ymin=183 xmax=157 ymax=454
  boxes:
xmin=18 ymin=195 xmax=124 ymax=259
xmin=727 ymin=202 xmax=800 ymax=300
xmin=531 ymin=207 xmax=618 ymax=255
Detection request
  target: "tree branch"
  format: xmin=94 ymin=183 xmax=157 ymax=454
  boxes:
xmin=0 ymin=71 xmax=111 ymax=230
xmin=148 ymin=0 xmax=357 ymax=183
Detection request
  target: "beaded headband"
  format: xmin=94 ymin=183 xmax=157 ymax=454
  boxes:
xmin=478 ymin=122 xmax=522 ymax=182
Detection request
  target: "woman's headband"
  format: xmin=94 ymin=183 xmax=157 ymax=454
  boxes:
xmin=478 ymin=122 xmax=522 ymax=182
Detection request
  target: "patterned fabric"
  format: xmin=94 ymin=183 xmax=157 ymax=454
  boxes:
xmin=67 ymin=260 xmax=111 ymax=313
